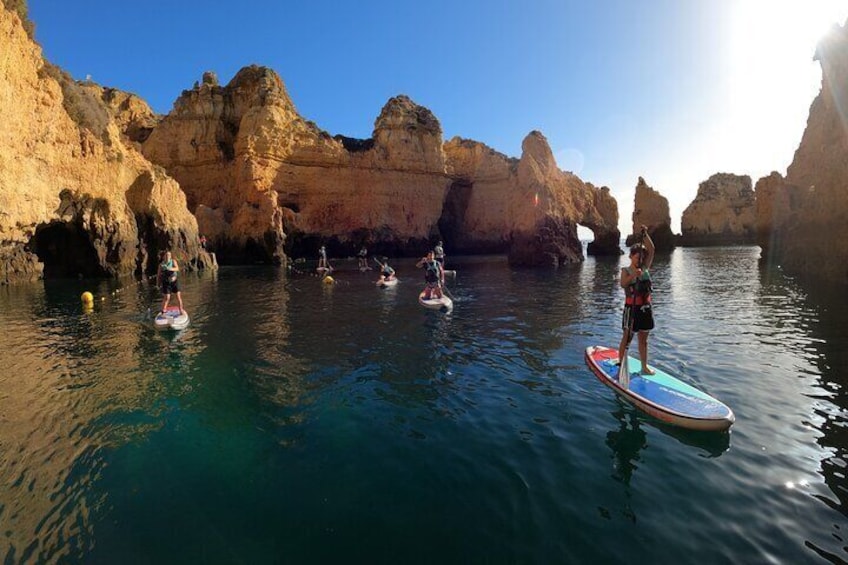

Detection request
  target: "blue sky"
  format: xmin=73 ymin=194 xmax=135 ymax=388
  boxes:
xmin=28 ymin=1 xmax=848 ymax=235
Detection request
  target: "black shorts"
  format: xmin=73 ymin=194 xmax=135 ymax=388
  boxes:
xmin=161 ymin=277 xmax=180 ymax=295
xmin=622 ymin=303 xmax=654 ymax=333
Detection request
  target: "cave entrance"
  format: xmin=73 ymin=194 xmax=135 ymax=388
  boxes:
xmin=437 ymin=179 xmax=473 ymax=252
xmin=31 ymin=221 xmax=106 ymax=278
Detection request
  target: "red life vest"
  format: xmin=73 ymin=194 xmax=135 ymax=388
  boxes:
xmin=624 ymin=268 xmax=652 ymax=306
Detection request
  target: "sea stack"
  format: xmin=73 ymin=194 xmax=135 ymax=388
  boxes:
xmin=680 ymin=173 xmax=756 ymax=246
xmin=625 ymin=177 xmax=676 ymax=251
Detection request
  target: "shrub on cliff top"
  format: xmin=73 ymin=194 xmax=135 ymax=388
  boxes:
xmin=38 ymin=62 xmax=111 ymax=144
xmin=4 ymin=0 xmax=35 ymax=38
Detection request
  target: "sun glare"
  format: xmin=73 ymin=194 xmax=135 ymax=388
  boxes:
xmin=721 ymin=1 xmax=848 ymax=172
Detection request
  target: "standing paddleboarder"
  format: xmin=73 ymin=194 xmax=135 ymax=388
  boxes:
xmin=157 ymin=250 xmax=185 ymax=316
xmin=358 ymin=245 xmax=369 ymax=270
xmin=318 ymin=245 xmax=331 ymax=272
xmin=618 ymin=225 xmax=655 ymax=379
xmin=416 ymin=251 xmax=444 ymax=300
xmin=434 ymin=240 xmax=446 ymax=268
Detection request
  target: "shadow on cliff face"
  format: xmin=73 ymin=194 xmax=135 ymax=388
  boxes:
xmin=438 ymin=179 xmax=508 ymax=255
xmin=212 ymin=235 xmax=282 ymax=266
xmin=29 ymin=222 xmax=108 ymax=279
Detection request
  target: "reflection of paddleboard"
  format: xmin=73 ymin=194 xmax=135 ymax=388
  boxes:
xmin=584 ymin=346 xmax=734 ymax=432
xmin=377 ymin=277 xmax=398 ymax=288
xmin=419 ymin=292 xmax=453 ymax=312
xmin=155 ymin=306 xmax=190 ymax=330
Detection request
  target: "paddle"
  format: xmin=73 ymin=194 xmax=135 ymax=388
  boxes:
xmin=438 ymin=263 xmax=457 ymax=302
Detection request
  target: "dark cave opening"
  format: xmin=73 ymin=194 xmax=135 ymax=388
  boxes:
xmin=437 ymin=179 xmax=474 ymax=252
xmin=30 ymin=221 xmax=106 ymax=278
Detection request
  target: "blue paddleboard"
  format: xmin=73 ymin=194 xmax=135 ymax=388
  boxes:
xmin=585 ymin=345 xmax=734 ymax=431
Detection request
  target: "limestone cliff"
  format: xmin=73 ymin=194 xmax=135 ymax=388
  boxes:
xmin=0 ymin=4 xmax=213 ymax=284
xmin=141 ymin=67 xmax=621 ymax=266
xmin=626 ymin=177 xmax=676 ymax=251
xmin=755 ymin=20 xmax=848 ymax=284
xmin=443 ymin=134 xmax=620 ymax=262
xmin=508 ymin=132 xmax=620 ymax=265
xmin=680 ymin=173 xmax=756 ymax=245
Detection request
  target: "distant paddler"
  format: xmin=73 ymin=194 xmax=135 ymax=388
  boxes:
xmin=434 ymin=240 xmax=446 ymax=269
xmin=317 ymin=244 xmax=333 ymax=273
xmin=374 ymin=256 xmax=397 ymax=286
xmin=357 ymin=245 xmax=370 ymax=271
xmin=157 ymin=250 xmax=185 ymax=316
xmin=416 ymin=251 xmax=444 ymax=300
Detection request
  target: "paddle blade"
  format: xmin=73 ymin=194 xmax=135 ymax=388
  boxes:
xmin=618 ymin=353 xmax=630 ymax=388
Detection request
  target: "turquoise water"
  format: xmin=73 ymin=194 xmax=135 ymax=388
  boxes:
xmin=1 ymin=248 xmax=847 ymax=563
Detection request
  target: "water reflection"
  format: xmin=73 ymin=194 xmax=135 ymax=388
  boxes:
xmin=605 ymin=406 xmax=648 ymax=486
xmin=786 ymin=283 xmax=848 ymax=560
xmin=2 ymin=251 xmax=848 ymax=562
xmin=0 ymin=276 xmax=208 ymax=561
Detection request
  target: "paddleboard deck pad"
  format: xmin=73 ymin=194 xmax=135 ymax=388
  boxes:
xmin=155 ymin=306 xmax=190 ymax=330
xmin=584 ymin=345 xmax=734 ymax=431
xmin=419 ymin=293 xmax=453 ymax=312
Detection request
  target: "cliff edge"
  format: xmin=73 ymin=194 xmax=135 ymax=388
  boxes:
xmin=755 ymin=20 xmax=848 ymax=284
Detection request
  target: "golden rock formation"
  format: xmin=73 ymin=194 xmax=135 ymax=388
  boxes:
xmin=141 ymin=67 xmax=621 ymax=266
xmin=0 ymin=5 xmax=214 ymax=284
xmin=626 ymin=177 xmax=676 ymax=251
xmin=680 ymin=173 xmax=756 ymax=245
xmin=755 ymin=20 xmax=848 ymax=284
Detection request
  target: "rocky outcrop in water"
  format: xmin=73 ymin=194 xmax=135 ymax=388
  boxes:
xmin=444 ymin=133 xmax=621 ymax=265
xmin=680 ymin=173 xmax=756 ymax=245
xmin=755 ymin=20 xmax=848 ymax=284
xmin=140 ymin=67 xmax=621 ymax=266
xmin=507 ymin=131 xmax=620 ymax=266
xmin=0 ymin=5 xmax=214 ymax=284
xmin=625 ymin=177 xmax=676 ymax=251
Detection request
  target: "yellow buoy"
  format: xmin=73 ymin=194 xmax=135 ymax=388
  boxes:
xmin=323 ymin=276 xmax=334 ymax=284
xmin=81 ymin=291 xmax=94 ymax=304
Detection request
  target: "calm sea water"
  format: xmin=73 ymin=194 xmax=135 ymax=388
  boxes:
xmin=1 ymin=248 xmax=847 ymax=564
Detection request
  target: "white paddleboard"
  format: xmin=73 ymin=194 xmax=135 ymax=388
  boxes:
xmin=419 ymin=292 xmax=453 ymax=312
xmin=377 ymin=277 xmax=398 ymax=288
xmin=155 ymin=306 xmax=190 ymax=330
